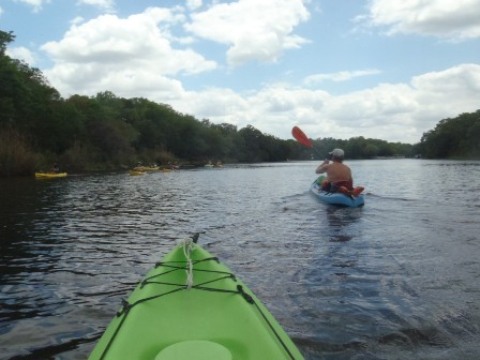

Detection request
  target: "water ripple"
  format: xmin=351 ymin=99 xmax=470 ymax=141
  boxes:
xmin=1 ymin=161 xmax=479 ymax=359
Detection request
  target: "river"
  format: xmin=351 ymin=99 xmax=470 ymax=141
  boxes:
xmin=1 ymin=159 xmax=479 ymax=359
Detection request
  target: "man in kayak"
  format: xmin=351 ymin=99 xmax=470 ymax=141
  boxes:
xmin=50 ymin=162 xmax=60 ymax=173
xmin=315 ymin=148 xmax=354 ymax=193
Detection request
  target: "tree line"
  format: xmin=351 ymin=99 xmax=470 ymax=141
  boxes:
xmin=1 ymin=30 xmax=478 ymax=177
xmin=417 ymin=110 xmax=480 ymax=159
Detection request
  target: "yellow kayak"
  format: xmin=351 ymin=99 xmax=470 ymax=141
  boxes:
xmin=35 ymin=172 xmax=67 ymax=179
xmin=129 ymin=169 xmax=146 ymax=176
xmin=133 ymin=166 xmax=159 ymax=172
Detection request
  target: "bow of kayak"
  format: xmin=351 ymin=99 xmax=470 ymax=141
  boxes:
xmin=89 ymin=236 xmax=303 ymax=360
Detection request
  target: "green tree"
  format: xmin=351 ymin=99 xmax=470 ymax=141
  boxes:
xmin=419 ymin=110 xmax=480 ymax=159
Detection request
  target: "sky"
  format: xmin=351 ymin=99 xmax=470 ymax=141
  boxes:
xmin=1 ymin=0 xmax=479 ymax=144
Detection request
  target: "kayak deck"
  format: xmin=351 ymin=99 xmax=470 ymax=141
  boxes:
xmin=89 ymin=236 xmax=303 ymax=360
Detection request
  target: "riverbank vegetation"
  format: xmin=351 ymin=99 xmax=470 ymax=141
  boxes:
xmin=1 ymin=30 xmax=478 ymax=177
xmin=417 ymin=110 xmax=480 ymax=159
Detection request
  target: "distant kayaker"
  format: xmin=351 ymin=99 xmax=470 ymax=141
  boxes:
xmin=51 ymin=162 xmax=60 ymax=173
xmin=315 ymin=148 xmax=353 ymax=192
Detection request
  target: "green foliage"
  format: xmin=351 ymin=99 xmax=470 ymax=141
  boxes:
xmin=419 ymin=110 xmax=480 ymax=159
xmin=6 ymin=29 xmax=477 ymax=176
xmin=0 ymin=30 xmax=15 ymax=55
xmin=0 ymin=127 xmax=37 ymax=176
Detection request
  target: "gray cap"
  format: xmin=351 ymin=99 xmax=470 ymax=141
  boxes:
xmin=329 ymin=148 xmax=345 ymax=158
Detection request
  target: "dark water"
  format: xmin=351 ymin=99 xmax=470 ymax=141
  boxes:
xmin=1 ymin=160 xmax=479 ymax=359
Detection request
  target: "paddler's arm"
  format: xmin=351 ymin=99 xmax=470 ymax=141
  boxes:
xmin=315 ymin=159 xmax=330 ymax=174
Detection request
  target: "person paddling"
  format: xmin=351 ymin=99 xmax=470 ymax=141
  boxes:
xmin=315 ymin=148 xmax=354 ymax=193
xmin=50 ymin=162 xmax=60 ymax=173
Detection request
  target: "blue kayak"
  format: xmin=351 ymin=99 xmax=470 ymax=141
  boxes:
xmin=310 ymin=181 xmax=365 ymax=208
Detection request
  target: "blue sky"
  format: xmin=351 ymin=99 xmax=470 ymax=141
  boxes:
xmin=2 ymin=0 xmax=479 ymax=144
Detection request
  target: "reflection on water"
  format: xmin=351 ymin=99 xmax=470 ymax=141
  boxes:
xmin=1 ymin=160 xmax=480 ymax=359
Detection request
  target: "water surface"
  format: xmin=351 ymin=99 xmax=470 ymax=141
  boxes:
xmin=1 ymin=159 xmax=479 ymax=359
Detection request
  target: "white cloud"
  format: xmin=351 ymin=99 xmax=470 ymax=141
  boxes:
xmin=34 ymin=3 xmax=479 ymax=144
xmin=169 ymin=64 xmax=480 ymax=144
xmin=312 ymin=64 xmax=480 ymax=142
xmin=171 ymin=87 xmax=249 ymax=122
xmin=186 ymin=0 xmax=202 ymax=11
xmin=77 ymin=0 xmax=115 ymax=12
xmin=185 ymin=0 xmax=310 ymax=66
xmin=304 ymin=69 xmax=382 ymax=85
xmin=362 ymin=0 xmax=480 ymax=40
xmin=41 ymin=8 xmax=216 ymax=97
xmin=410 ymin=63 xmax=480 ymax=119
xmin=6 ymin=46 xmax=36 ymax=65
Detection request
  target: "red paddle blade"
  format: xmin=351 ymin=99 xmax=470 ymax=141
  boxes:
xmin=292 ymin=126 xmax=313 ymax=148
